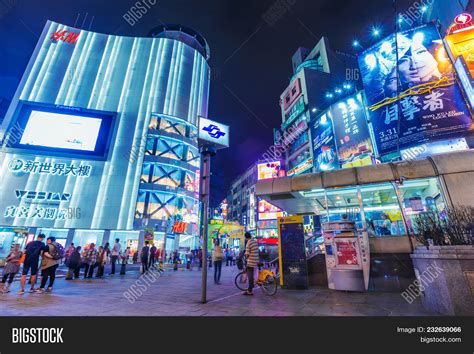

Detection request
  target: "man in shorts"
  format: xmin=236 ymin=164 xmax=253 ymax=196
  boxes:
xmin=18 ymin=234 xmax=46 ymax=294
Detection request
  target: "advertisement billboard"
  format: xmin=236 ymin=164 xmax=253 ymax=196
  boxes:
xmin=277 ymin=216 xmax=309 ymax=289
xmin=330 ymin=93 xmax=374 ymax=168
xmin=4 ymin=102 xmax=115 ymax=159
xmin=258 ymin=199 xmax=284 ymax=220
xmin=257 ymin=161 xmax=283 ymax=180
xmin=311 ymin=111 xmax=339 ymax=172
xmin=358 ymin=23 xmax=473 ymax=155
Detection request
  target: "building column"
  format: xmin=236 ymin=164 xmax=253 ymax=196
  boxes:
xmin=102 ymin=229 xmax=111 ymax=247
xmin=65 ymin=228 xmax=75 ymax=248
xmin=137 ymin=230 xmax=145 ymax=250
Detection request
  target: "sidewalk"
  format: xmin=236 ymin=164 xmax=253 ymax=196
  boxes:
xmin=0 ymin=264 xmax=434 ymax=316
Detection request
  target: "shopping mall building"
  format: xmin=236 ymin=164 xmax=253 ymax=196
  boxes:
xmin=0 ymin=21 xmax=210 ymax=262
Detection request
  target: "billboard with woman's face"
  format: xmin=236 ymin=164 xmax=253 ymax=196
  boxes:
xmin=358 ymin=24 xmax=473 ymax=156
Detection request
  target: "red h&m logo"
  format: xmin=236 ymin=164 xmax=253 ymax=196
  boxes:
xmin=172 ymin=221 xmax=187 ymax=234
xmin=50 ymin=30 xmax=80 ymax=44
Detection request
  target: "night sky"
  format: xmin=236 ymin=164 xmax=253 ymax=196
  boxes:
xmin=0 ymin=0 xmax=416 ymax=205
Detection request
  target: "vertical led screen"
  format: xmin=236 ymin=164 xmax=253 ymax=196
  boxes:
xmin=311 ymin=111 xmax=339 ymax=172
xmin=330 ymin=93 xmax=374 ymax=168
xmin=358 ymin=23 xmax=473 ymax=155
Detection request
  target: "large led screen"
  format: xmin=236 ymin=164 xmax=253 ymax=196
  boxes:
xmin=358 ymin=23 xmax=473 ymax=155
xmin=20 ymin=111 xmax=102 ymax=151
xmin=6 ymin=102 xmax=115 ymax=159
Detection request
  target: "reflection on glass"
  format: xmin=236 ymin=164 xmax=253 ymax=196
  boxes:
xmin=323 ymin=187 xmax=363 ymax=229
xmin=398 ymin=178 xmax=446 ymax=234
xmin=359 ymin=183 xmax=406 ymax=236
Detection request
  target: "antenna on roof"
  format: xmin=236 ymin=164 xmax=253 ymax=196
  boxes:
xmin=88 ymin=15 xmax=95 ymax=31
xmin=81 ymin=12 xmax=89 ymax=29
xmin=73 ymin=13 xmax=80 ymax=28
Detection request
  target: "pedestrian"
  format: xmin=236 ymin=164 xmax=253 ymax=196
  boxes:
xmin=83 ymin=243 xmax=98 ymax=279
xmin=132 ymin=250 xmax=138 ymax=264
xmin=212 ymin=240 xmax=224 ymax=284
xmin=198 ymin=248 xmax=203 ymax=270
xmin=225 ymin=248 xmax=230 ymax=266
xmin=18 ymin=233 xmax=45 ymax=294
xmin=141 ymin=242 xmax=150 ymax=274
xmin=243 ymin=232 xmax=259 ymax=296
xmin=65 ymin=243 xmax=75 ymax=264
xmin=65 ymin=246 xmax=82 ymax=280
xmin=120 ymin=247 xmax=131 ymax=275
xmin=0 ymin=244 xmax=22 ymax=293
xmin=36 ymin=236 xmax=61 ymax=293
xmin=95 ymin=246 xmax=107 ymax=278
xmin=110 ymin=238 xmax=121 ymax=275
xmin=149 ymin=243 xmax=157 ymax=269
xmin=103 ymin=242 xmax=111 ymax=264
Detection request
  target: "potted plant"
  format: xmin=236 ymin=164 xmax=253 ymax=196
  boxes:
xmin=410 ymin=206 xmax=474 ymax=315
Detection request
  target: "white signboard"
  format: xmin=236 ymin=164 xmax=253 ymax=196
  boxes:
xmin=198 ymin=117 xmax=229 ymax=149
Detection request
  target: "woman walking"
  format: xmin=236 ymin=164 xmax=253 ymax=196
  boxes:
xmin=95 ymin=246 xmax=107 ymax=278
xmin=212 ymin=240 xmax=224 ymax=284
xmin=0 ymin=244 xmax=22 ymax=293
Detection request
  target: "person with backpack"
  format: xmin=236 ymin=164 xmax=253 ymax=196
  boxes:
xmin=83 ymin=243 xmax=98 ymax=279
xmin=65 ymin=246 xmax=82 ymax=280
xmin=0 ymin=244 xmax=22 ymax=293
xmin=36 ymin=236 xmax=61 ymax=293
xmin=18 ymin=234 xmax=46 ymax=294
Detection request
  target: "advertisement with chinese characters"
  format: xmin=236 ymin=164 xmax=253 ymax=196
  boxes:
xmin=311 ymin=111 xmax=339 ymax=172
xmin=358 ymin=23 xmax=473 ymax=155
xmin=330 ymin=93 xmax=374 ymax=168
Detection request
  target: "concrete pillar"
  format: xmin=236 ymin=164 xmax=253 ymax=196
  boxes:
xmin=102 ymin=229 xmax=111 ymax=247
xmin=65 ymin=228 xmax=75 ymax=248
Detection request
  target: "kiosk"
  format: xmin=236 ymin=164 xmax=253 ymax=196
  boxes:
xmin=322 ymin=221 xmax=370 ymax=291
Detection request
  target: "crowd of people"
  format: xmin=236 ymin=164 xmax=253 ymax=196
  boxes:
xmin=1 ymin=232 xmax=264 ymax=296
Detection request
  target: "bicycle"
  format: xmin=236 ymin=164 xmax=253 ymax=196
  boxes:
xmin=234 ymin=258 xmax=279 ymax=296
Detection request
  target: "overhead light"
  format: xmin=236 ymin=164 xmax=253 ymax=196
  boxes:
xmin=371 ymin=26 xmax=382 ymax=38
xmin=311 ymin=108 xmax=317 ymax=113
xmin=352 ymin=40 xmax=360 ymax=47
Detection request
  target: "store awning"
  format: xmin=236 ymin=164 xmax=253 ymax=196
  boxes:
xmin=255 ymin=149 xmax=474 ymax=214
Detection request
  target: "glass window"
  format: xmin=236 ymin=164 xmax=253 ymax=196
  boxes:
xmin=73 ymin=230 xmax=104 ymax=248
xmin=398 ymin=178 xmax=446 ymax=234
xmin=324 ymin=187 xmax=362 ymax=228
xmin=110 ymin=231 xmax=140 ymax=256
xmin=360 ymin=183 xmax=406 ymax=237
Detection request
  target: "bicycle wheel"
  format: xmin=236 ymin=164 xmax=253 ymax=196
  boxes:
xmin=234 ymin=271 xmax=248 ymax=291
xmin=261 ymin=275 xmax=277 ymax=296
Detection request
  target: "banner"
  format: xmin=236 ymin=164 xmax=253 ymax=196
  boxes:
xmin=330 ymin=92 xmax=374 ymax=168
xmin=311 ymin=111 xmax=339 ymax=172
xmin=358 ymin=23 xmax=473 ymax=155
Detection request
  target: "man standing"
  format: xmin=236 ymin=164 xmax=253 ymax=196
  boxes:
xmin=83 ymin=243 xmax=98 ymax=279
xmin=149 ymin=243 xmax=157 ymax=269
xmin=110 ymin=238 xmax=121 ymax=275
xmin=140 ymin=242 xmax=150 ymax=274
xmin=18 ymin=234 xmax=45 ymax=294
xmin=243 ymin=232 xmax=259 ymax=296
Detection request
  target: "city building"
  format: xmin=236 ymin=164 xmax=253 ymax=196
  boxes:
xmin=0 ymin=21 xmax=210 ymax=263
xmin=275 ymin=38 xmax=360 ymax=177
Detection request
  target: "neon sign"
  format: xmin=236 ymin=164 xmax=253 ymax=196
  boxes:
xmin=50 ymin=30 xmax=80 ymax=44
xmin=8 ymin=159 xmax=92 ymax=177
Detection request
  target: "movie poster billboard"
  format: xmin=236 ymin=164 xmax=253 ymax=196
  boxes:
xmin=330 ymin=93 xmax=374 ymax=168
xmin=358 ymin=23 xmax=473 ymax=155
xmin=311 ymin=111 xmax=339 ymax=172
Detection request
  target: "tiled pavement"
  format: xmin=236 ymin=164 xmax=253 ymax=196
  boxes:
xmin=0 ymin=264 xmax=435 ymax=316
